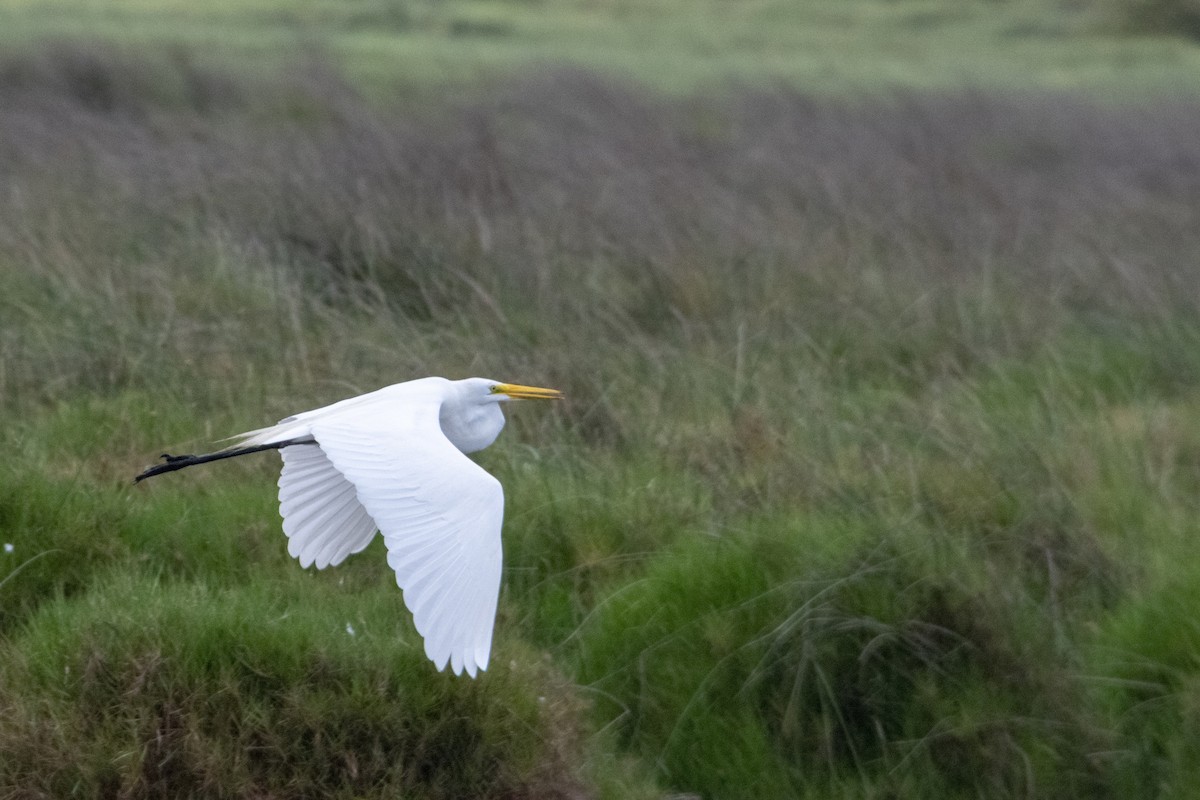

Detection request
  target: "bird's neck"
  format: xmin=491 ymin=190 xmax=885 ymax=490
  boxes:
xmin=440 ymin=399 xmax=505 ymax=454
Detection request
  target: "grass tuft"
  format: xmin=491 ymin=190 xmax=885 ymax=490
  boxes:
xmin=0 ymin=572 xmax=597 ymax=799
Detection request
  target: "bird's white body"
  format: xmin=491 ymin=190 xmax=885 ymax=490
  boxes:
xmin=238 ymin=377 xmax=506 ymax=454
xmin=228 ymin=376 xmax=560 ymax=678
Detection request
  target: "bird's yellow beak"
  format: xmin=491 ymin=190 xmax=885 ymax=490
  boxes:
xmin=493 ymin=383 xmax=564 ymax=400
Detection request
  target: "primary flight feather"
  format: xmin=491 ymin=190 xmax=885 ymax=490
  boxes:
xmin=135 ymin=376 xmax=563 ymax=677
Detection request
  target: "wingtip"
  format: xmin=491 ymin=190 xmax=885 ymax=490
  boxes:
xmin=427 ymin=639 xmax=451 ymax=673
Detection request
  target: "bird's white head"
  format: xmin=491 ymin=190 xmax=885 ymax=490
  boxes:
xmin=440 ymin=378 xmax=563 ymax=455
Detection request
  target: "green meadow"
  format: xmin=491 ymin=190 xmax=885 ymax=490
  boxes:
xmin=3 ymin=0 xmax=1200 ymax=93
xmin=2 ymin=1 xmax=1200 ymax=797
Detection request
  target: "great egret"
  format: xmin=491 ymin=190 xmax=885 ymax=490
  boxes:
xmin=135 ymin=377 xmax=563 ymax=677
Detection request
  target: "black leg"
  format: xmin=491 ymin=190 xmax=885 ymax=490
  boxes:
xmin=134 ymin=438 xmax=316 ymax=483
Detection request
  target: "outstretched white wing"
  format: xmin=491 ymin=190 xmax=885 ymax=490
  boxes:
xmin=309 ymin=405 xmax=504 ymax=678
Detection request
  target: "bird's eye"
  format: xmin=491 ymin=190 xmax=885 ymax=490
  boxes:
xmin=489 ymin=385 xmax=501 ymax=394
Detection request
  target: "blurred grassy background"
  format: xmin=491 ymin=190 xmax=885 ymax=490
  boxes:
xmin=1 ymin=1 xmax=1200 ymax=798
xmin=3 ymin=0 xmax=1200 ymax=94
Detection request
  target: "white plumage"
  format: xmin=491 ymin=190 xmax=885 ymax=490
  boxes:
xmin=140 ymin=376 xmax=562 ymax=678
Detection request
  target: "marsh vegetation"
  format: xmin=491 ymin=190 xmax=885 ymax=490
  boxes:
xmin=1 ymin=4 xmax=1199 ymax=797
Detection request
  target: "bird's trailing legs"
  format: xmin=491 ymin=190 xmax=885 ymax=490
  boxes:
xmin=134 ymin=438 xmax=315 ymax=483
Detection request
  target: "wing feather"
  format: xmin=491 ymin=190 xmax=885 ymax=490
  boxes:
xmin=311 ymin=404 xmax=504 ymax=678
xmin=278 ymin=444 xmax=378 ymax=569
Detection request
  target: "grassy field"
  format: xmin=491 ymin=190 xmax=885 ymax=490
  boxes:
xmin=2 ymin=2 xmax=1200 ymax=798
xmin=3 ymin=0 xmax=1200 ymax=94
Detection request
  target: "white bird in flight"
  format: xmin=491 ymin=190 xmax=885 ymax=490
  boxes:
xmin=135 ymin=376 xmax=563 ymax=677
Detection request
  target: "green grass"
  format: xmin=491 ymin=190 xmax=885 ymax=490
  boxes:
xmin=1 ymin=0 xmax=1200 ymax=96
xmin=1 ymin=12 xmax=1200 ymax=798
xmin=0 ymin=571 xmax=580 ymax=798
